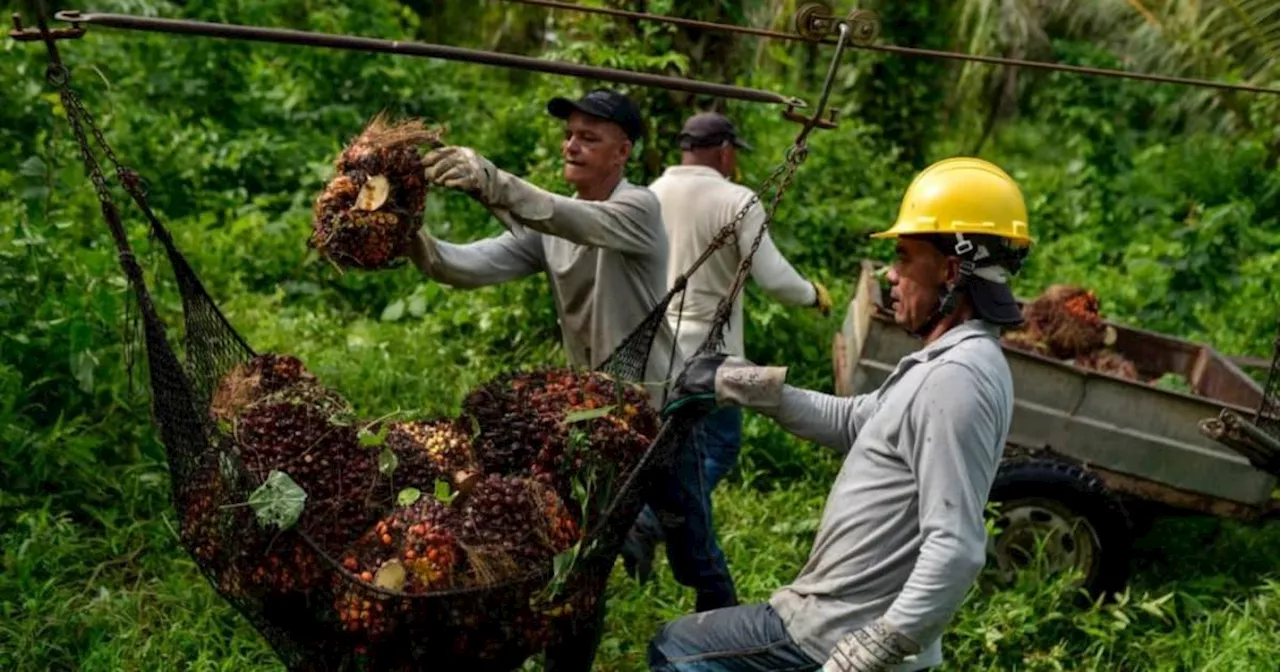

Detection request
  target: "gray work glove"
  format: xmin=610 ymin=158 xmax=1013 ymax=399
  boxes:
xmin=662 ymin=352 xmax=788 ymax=419
xmin=422 ymin=146 xmax=553 ymax=222
xmin=821 ymin=619 xmax=922 ymax=672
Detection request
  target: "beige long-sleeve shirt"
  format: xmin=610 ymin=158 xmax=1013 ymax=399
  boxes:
xmin=648 ymin=164 xmax=817 ymax=359
xmin=406 ymin=177 xmax=680 ymax=407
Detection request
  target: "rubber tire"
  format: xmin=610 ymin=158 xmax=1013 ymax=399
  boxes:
xmin=986 ymin=458 xmax=1133 ymax=598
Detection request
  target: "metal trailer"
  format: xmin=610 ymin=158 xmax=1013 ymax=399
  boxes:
xmin=830 ymin=260 xmax=1280 ymax=595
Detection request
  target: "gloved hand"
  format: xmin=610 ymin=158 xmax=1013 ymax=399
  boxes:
xmin=821 ymin=619 xmax=921 ymax=672
xmin=423 ymin=146 xmax=499 ymax=199
xmin=422 ymin=146 xmax=553 ymax=222
xmin=661 ymin=352 xmax=727 ymax=419
xmin=661 ymin=353 xmax=789 ymax=419
xmin=812 ymin=280 xmax=833 ymax=317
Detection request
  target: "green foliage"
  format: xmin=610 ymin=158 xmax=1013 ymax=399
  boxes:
xmin=248 ymin=470 xmax=308 ymax=530
xmin=3 ymin=0 xmax=1279 ymax=670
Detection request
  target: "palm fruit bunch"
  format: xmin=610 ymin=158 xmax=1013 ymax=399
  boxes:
xmin=326 ymin=472 xmax=581 ymax=654
xmin=458 ymin=373 xmax=554 ymax=477
xmin=454 ymin=473 xmax=580 ymax=587
xmin=385 ymin=418 xmax=478 ymax=488
xmin=204 ymin=353 xmax=389 ymax=595
xmin=209 ymin=353 xmax=318 ymax=424
xmin=231 ymin=390 xmax=375 ymax=593
xmin=1000 ymin=285 xmax=1141 ymax=381
xmin=1025 ymin=285 xmax=1110 ymax=359
xmin=460 ymin=368 xmax=658 ymax=509
xmin=334 ymin=497 xmax=462 ymax=640
xmin=310 ymin=112 xmax=444 ymax=270
xmin=1073 ymin=350 xmax=1140 ymax=381
xmin=176 ymin=455 xmax=233 ymax=567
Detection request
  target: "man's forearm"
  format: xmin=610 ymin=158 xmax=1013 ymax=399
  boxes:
xmin=490 ymin=173 xmax=662 ymax=255
xmin=769 ymin=386 xmax=862 ymax=453
xmin=421 ymin=146 xmax=662 ymax=256
xmin=881 ymin=530 xmax=986 ymax=646
xmin=406 ymin=229 xmax=542 ymax=289
xmin=741 ymin=219 xmax=818 ymax=308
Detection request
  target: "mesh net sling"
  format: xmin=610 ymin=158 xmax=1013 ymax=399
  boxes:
xmin=36 ymin=27 xmax=817 ymax=670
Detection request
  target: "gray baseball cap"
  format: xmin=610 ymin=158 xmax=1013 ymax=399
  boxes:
xmin=678 ymin=112 xmax=752 ymax=151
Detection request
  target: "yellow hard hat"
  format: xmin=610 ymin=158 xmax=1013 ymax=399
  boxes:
xmin=871 ymin=157 xmax=1033 ymax=247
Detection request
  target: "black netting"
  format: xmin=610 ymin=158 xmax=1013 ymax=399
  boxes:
xmin=43 ymin=23 xmax=810 ymax=667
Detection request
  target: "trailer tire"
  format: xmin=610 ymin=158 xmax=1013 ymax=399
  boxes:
xmin=986 ymin=458 xmax=1132 ymax=598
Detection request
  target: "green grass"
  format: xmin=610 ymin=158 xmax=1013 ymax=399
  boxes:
xmin=4 ymin=440 xmax=1280 ymax=671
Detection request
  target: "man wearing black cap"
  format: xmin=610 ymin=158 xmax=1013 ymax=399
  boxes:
xmin=412 ymin=87 xmax=673 ymax=402
xmin=619 ymin=112 xmax=831 ymax=605
xmin=410 ymin=87 xmax=697 ymax=671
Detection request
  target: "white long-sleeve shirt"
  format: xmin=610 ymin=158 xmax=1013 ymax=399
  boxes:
xmin=406 ymin=177 xmax=679 ymax=407
xmin=648 ymin=165 xmax=816 ymax=359
xmin=721 ymin=320 xmax=1013 ymax=670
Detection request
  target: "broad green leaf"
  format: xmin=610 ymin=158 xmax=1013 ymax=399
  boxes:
xmin=563 ymin=405 xmax=615 ymax=424
xmin=553 ymin=549 xmax=575 ymax=578
xmin=358 ymin=423 xmax=389 ymax=448
xmin=397 ymin=487 xmax=421 ymax=506
xmin=434 ymin=479 xmax=456 ymax=504
xmin=70 ymin=350 xmax=95 ymax=394
xmin=408 ymin=293 xmax=428 ymax=318
xmin=378 ymin=447 xmax=399 ymax=476
xmin=19 ymin=155 xmax=46 ymax=177
xmin=248 ymin=470 xmax=307 ymax=530
xmin=381 ymin=299 xmax=406 ymax=322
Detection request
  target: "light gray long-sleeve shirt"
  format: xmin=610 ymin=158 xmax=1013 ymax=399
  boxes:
xmin=743 ymin=320 xmax=1013 ymax=670
xmin=647 ymin=165 xmax=816 ymax=359
xmin=406 ymin=177 xmax=679 ymax=407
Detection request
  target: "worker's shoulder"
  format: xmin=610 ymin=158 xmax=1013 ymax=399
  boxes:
xmin=611 ymin=179 xmax=662 ymax=211
xmin=650 ymin=171 xmax=757 ymax=201
xmin=926 ymin=336 xmax=1014 ymax=398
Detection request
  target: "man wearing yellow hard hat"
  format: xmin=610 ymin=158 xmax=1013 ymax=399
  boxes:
xmin=647 ymin=157 xmax=1031 ymax=672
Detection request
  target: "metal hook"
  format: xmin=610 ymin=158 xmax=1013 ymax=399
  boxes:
xmin=784 ymin=19 xmax=851 ymax=145
xmin=9 ymin=9 xmax=85 ymax=42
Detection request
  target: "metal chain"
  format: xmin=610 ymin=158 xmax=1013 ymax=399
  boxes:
xmin=696 ymin=143 xmax=808 ymax=357
xmin=50 ymin=68 xmax=152 ymax=391
xmin=658 ymin=157 xmax=796 ymax=383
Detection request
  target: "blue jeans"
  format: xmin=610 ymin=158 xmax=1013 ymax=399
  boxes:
xmin=648 ymin=603 xmax=821 ymax=671
xmin=629 ymin=405 xmax=742 ymax=611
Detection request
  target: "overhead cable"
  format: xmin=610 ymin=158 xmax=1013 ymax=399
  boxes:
xmin=504 ymin=0 xmax=1280 ymax=97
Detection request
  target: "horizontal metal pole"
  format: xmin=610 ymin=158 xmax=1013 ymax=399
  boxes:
xmin=51 ymin=11 xmax=805 ymax=107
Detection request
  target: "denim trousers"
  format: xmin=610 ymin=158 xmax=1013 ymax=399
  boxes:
xmin=632 ymin=404 xmax=743 ymax=611
xmin=543 ymin=406 xmax=744 ymax=671
xmin=648 ymin=603 xmax=822 ymax=671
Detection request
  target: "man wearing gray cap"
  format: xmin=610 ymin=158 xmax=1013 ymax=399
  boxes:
xmin=619 ymin=111 xmax=831 ymax=607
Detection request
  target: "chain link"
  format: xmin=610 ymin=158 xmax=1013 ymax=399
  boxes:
xmin=47 ymin=56 xmax=154 ymax=392
xmin=695 ymin=141 xmax=809 ymax=357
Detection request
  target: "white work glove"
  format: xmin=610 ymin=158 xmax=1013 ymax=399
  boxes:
xmin=422 ymin=146 xmax=553 ymax=222
xmin=662 ymin=353 xmax=788 ymax=419
xmin=822 ymin=619 xmax=922 ymax=672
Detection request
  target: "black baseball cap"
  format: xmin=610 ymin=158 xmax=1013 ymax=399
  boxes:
xmin=678 ymin=112 xmax=752 ymax=151
xmin=547 ymin=88 xmax=644 ymax=142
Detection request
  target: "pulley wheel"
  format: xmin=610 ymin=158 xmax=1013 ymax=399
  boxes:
xmin=793 ymin=2 xmax=833 ymax=41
